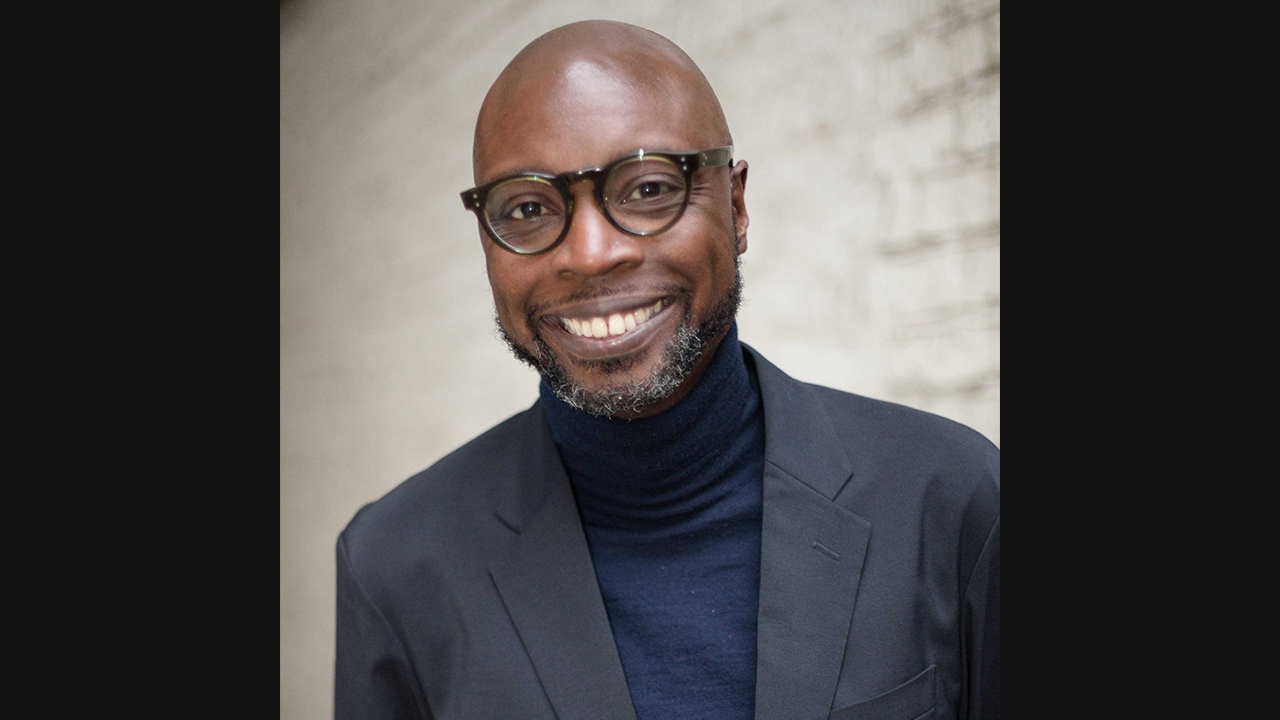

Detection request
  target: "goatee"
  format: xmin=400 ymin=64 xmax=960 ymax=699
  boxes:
xmin=497 ymin=261 xmax=742 ymax=418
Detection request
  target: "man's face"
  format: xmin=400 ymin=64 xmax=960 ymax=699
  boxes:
xmin=474 ymin=58 xmax=748 ymax=418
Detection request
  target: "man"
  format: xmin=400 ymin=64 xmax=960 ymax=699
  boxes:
xmin=336 ymin=20 xmax=998 ymax=720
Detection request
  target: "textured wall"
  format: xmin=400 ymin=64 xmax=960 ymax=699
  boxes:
xmin=281 ymin=0 xmax=999 ymax=716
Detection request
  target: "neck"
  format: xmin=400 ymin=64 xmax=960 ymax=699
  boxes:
xmin=539 ymin=323 xmax=760 ymax=526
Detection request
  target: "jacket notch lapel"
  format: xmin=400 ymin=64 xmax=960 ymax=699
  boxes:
xmin=754 ymin=463 xmax=871 ymax=719
xmin=745 ymin=346 xmax=873 ymax=719
xmin=488 ymin=407 xmax=637 ymax=720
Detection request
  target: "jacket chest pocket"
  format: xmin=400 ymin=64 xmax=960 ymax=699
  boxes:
xmin=828 ymin=664 xmax=936 ymax=720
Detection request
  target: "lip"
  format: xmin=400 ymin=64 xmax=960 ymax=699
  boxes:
xmin=539 ymin=295 xmax=681 ymax=362
xmin=543 ymin=293 xmax=670 ymax=320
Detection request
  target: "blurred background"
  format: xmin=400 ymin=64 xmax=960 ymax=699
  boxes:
xmin=281 ymin=0 xmax=999 ymax=716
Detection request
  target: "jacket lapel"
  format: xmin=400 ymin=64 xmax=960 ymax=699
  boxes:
xmin=746 ymin=346 xmax=873 ymax=720
xmin=488 ymin=403 xmax=638 ymax=720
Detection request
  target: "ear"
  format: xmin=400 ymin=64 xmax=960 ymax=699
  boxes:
xmin=730 ymin=160 xmax=749 ymax=254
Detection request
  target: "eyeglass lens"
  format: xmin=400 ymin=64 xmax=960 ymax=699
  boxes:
xmin=483 ymin=155 xmax=688 ymax=252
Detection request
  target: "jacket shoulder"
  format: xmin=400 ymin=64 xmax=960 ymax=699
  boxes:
xmin=337 ymin=405 xmax=539 ymax=595
xmin=745 ymin=343 xmax=997 ymax=492
xmin=809 ymin=382 xmax=999 ymax=488
xmin=808 ymin=383 xmax=999 ymax=562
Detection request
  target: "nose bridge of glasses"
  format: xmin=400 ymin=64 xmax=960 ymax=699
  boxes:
xmin=562 ymin=167 xmax=605 ymax=197
xmin=557 ymin=167 xmax=608 ymax=213
xmin=567 ymin=167 xmax=604 ymax=182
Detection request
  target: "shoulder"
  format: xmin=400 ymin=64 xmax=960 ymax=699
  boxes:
xmin=749 ymin=343 xmax=998 ymax=548
xmin=776 ymin=374 xmax=999 ymax=588
xmin=810 ymin=382 xmax=999 ymax=490
xmin=807 ymin=383 xmax=999 ymax=574
xmin=337 ymin=405 xmax=539 ymax=595
xmin=747 ymin=344 xmax=998 ymax=496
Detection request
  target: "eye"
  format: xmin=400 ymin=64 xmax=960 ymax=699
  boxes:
xmin=623 ymin=181 xmax=676 ymax=203
xmin=508 ymin=201 xmax=545 ymax=219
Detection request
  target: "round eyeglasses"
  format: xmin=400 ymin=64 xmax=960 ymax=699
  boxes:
xmin=460 ymin=146 xmax=733 ymax=255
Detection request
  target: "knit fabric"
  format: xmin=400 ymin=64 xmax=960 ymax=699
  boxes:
xmin=540 ymin=323 xmax=764 ymax=720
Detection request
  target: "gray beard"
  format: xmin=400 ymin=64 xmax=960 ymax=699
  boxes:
xmin=497 ymin=260 xmax=742 ymax=418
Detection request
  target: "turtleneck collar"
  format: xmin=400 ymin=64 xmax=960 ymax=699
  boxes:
xmin=540 ymin=323 xmax=763 ymax=530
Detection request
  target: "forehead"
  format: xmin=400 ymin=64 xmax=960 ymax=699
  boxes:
xmin=475 ymin=57 xmax=713 ymax=184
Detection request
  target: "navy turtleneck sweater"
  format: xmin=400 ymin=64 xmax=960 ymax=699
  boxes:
xmin=540 ymin=324 xmax=765 ymax=720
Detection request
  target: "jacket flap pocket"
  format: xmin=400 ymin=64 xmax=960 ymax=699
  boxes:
xmin=829 ymin=664 xmax=936 ymax=720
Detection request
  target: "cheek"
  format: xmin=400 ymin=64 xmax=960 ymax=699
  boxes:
xmin=485 ymin=256 xmax=538 ymax=337
xmin=674 ymin=221 xmax=738 ymax=301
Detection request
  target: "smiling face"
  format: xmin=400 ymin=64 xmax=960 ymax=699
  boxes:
xmin=473 ymin=23 xmax=749 ymax=418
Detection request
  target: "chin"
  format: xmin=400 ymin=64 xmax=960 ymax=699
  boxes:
xmin=496 ymin=264 xmax=742 ymax=419
xmin=544 ymin=325 xmax=699 ymax=416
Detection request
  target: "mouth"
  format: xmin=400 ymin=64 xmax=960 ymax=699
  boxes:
xmin=556 ymin=298 xmax=670 ymax=339
xmin=538 ymin=295 xmax=680 ymax=362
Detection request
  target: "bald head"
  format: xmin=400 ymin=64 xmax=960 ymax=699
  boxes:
xmin=473 ymin=21 xmax=732 ymax=183
xmin=468 ymin=21 xmax=751 ymax=419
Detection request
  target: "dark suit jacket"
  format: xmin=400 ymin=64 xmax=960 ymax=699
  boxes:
xmin=336 ymin=346 xmax=1000 ymax=720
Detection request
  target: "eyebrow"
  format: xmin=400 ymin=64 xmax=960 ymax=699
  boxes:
xmin=482 ymin=166 xmax=556 ymax=182
xmin=480 ymin=148 xmax=685 ymax=185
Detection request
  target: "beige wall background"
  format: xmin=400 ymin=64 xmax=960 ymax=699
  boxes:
xmin=281 ymin=0 xmax=999 ymax=716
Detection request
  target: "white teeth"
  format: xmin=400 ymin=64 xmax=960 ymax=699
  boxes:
xmin=560 ymin=299 xmax=669 ymax=338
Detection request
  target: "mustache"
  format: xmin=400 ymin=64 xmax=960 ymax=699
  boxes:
xmin=524 ymin=281 xmax=689 ymax=319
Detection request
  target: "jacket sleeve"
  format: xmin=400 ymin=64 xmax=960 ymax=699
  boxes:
xmin=961 ymin=514 xmax=1000 ymax=720
xmin=335 ymin=531 xmax=432 ymax=720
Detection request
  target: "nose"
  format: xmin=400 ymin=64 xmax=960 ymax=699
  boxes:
xmin=549 ymin=179 xmax=644 ymax=278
